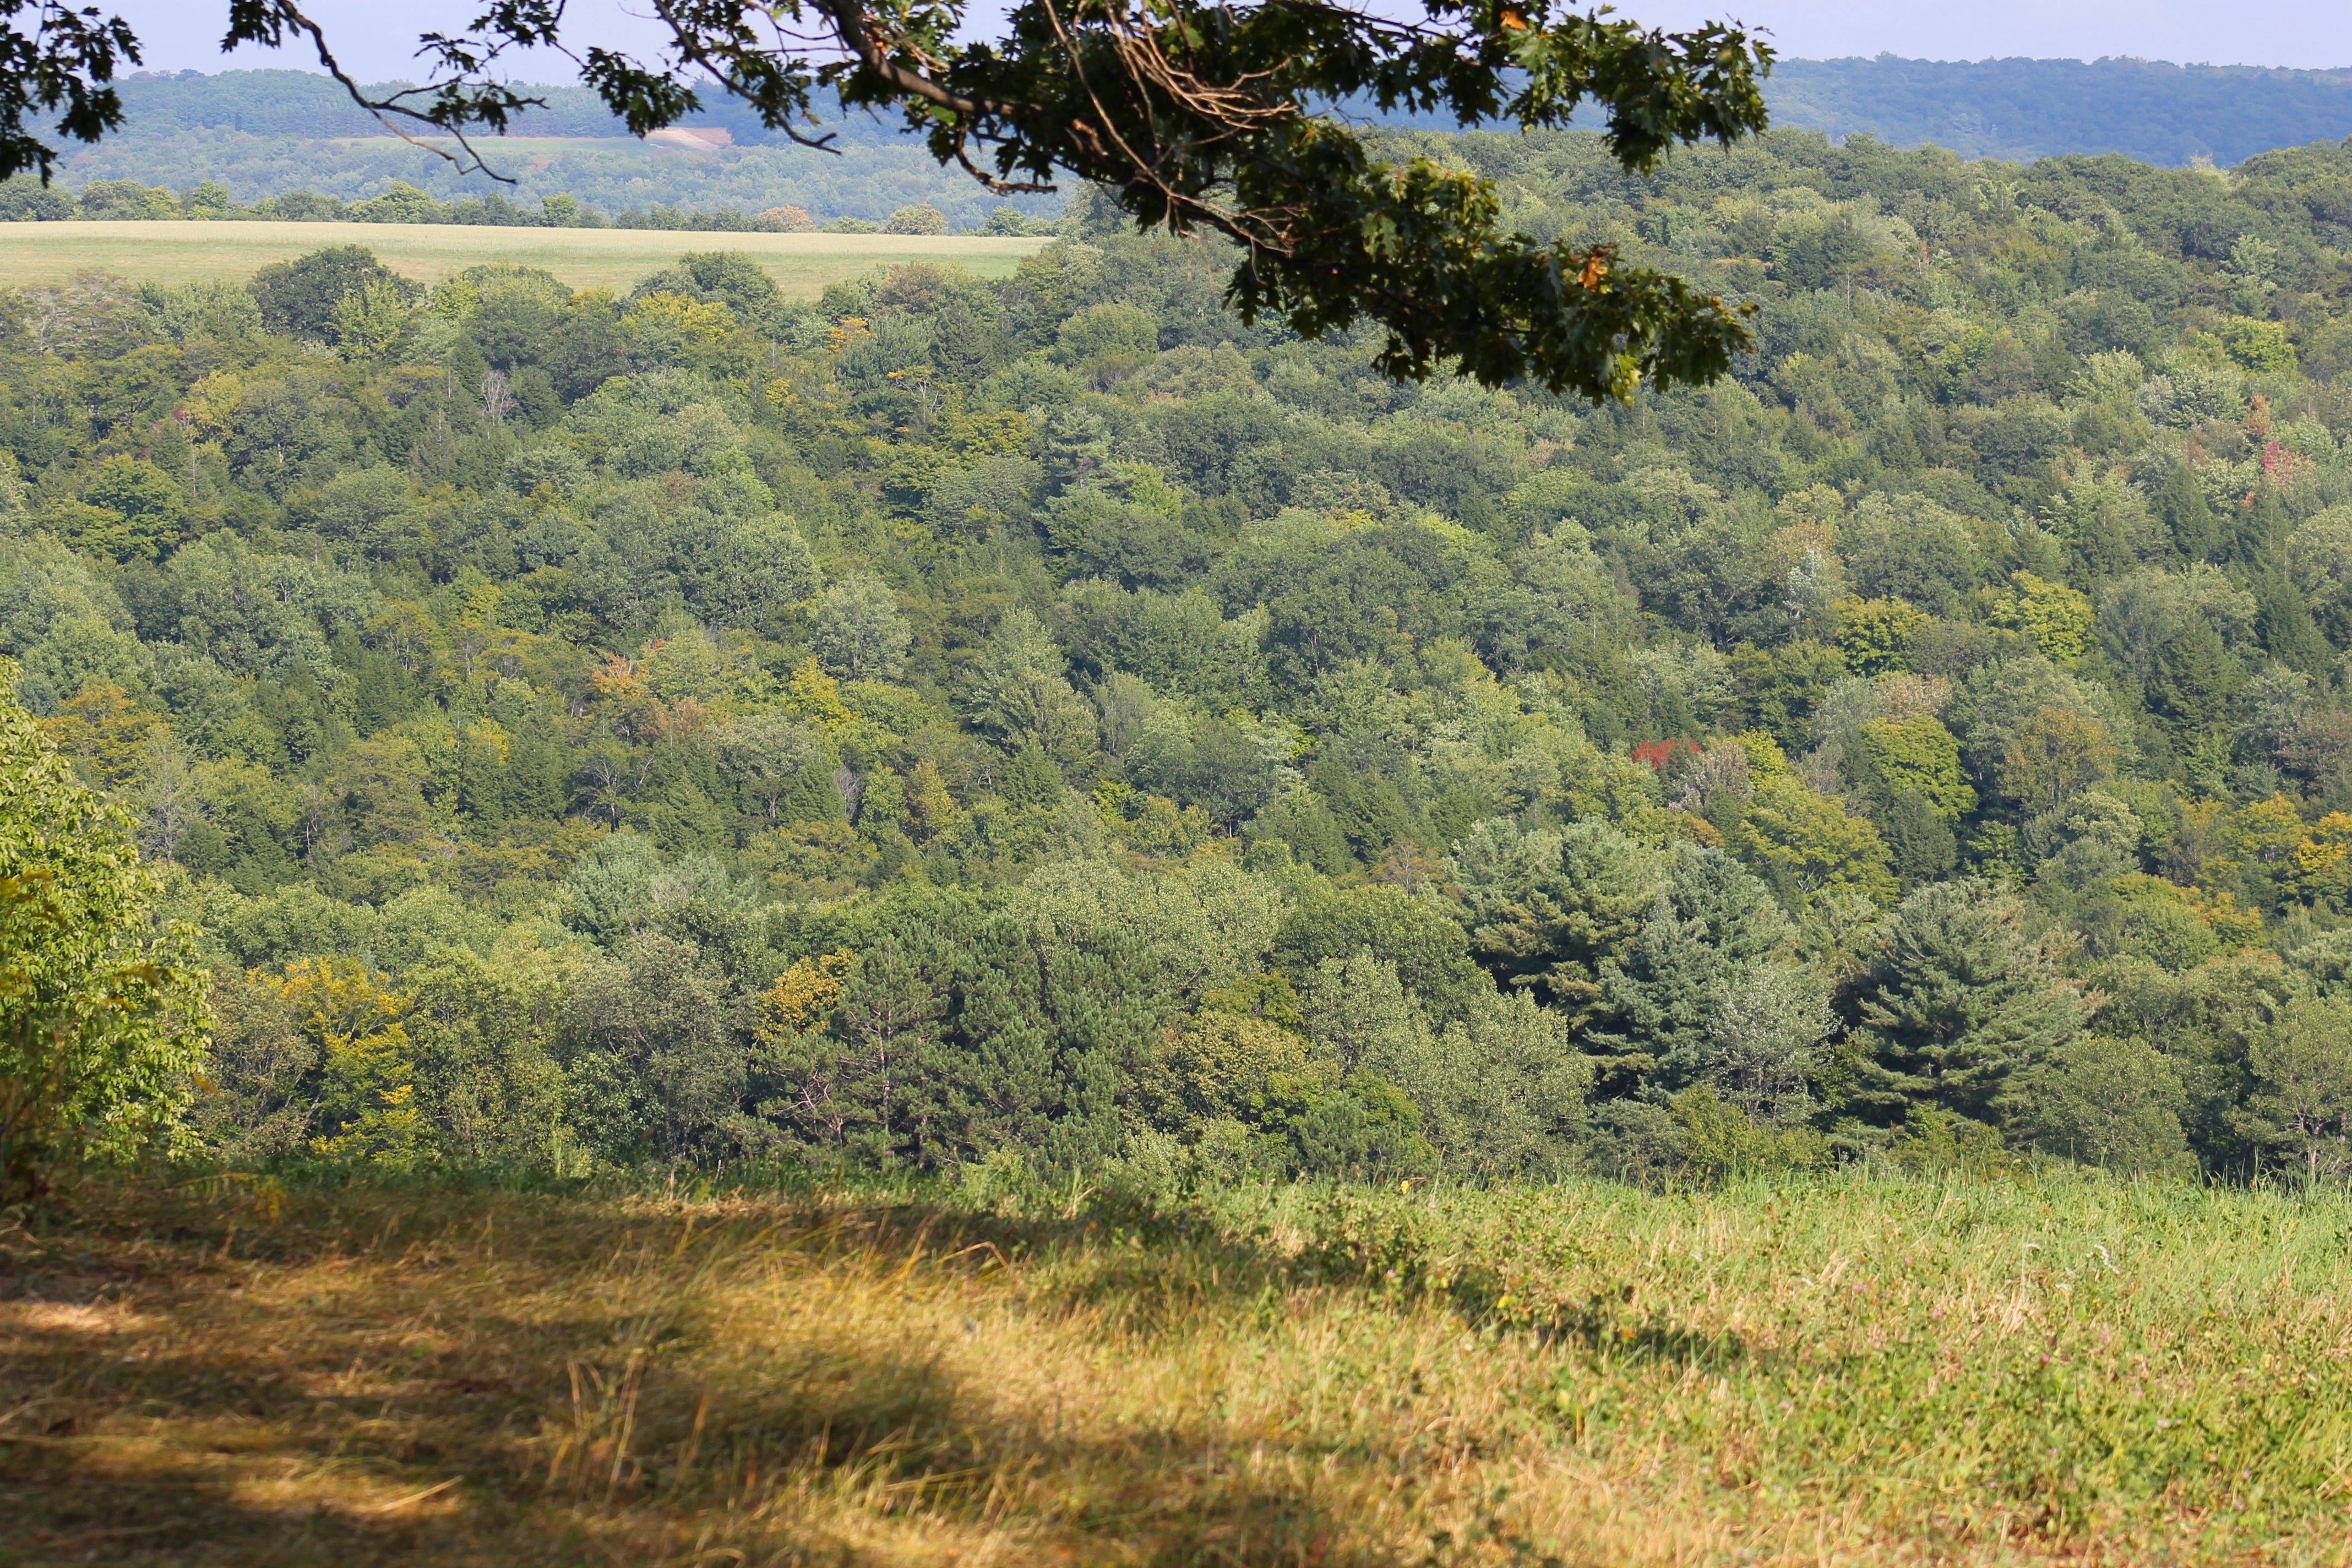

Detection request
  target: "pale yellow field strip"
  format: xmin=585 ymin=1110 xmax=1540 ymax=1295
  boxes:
xmin=0 ymin=221 xmax=1052 ymax=295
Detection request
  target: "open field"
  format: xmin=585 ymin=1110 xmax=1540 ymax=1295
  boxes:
xmin=0 ymin=222 xmax=1052 ymax=295
xmin=6 ymin=1171 xmax=2352 ymax=1567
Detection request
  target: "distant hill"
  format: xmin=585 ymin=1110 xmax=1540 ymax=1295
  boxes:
xmin=54 ymin=56 xmax=2352 ymax=219
xmin=50 ymin=71 xmax=1057 ymax=227
xmin=1762 ymin=56 xmax=2352 ymax=167
xmin=99 ymin=69 xmax=908 ymax=148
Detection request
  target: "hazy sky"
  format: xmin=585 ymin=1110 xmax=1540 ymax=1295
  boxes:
xmin=103 ymin=0 xmax=2352 ymax=77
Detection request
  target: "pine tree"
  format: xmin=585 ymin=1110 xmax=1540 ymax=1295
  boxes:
xmin=2253 ymin=569 xmax=2330 ymax=673
xmin=999 ymin=740 xmax=1067 ymax=809
xmin=2153 ymin=619 xmax=2240 ymax=740
xmin=2155 ymin=461 xmax=2220 ymax=563
xmin=780 ymin=756 xmax=847 ymax=825
xmin=1846 ymin=879 xmax=2088 ymax=1129
xmin=1595 ymin=846 xmax=1793 ymax=1095
xmin=2234 ymin=482 xmax=2290 ymax=570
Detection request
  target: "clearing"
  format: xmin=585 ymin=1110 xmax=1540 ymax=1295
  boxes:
xmin=3 ymin=1170 xmax=2350 ymax=1565
xmin=0 ymin=221 xmax=1051 ymax=296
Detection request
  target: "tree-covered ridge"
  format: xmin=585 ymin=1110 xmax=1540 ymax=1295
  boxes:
xmin=1765 ymin=56 xmax=2352 ymax=169
xmin=90 ymin=69 xmax=897 ymax=147
xmin=86 ymin=60 xmax=2352 ymax=171
xmin=17 ymin=126 xmax=2352 ymax=1184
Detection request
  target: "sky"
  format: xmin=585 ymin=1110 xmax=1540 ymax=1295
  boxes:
xmin=100 ymin=0 xmax=2352 ymax=77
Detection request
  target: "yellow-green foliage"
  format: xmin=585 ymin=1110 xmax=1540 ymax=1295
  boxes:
xmin=1729 ymin=778 xmax=1899 ymax=905
xmin=1860 ymin=712 xmax=1977 ymax=819
xmin=0 ymin=666 xmax=204 ymax=1204
xmin=1834 ymin=596 xmax=1928 ymax=674
xmin=1990 ymin=570 xmax=2097 ymax=661
xmin=253 ymin=958 xmax=424 ymax=1168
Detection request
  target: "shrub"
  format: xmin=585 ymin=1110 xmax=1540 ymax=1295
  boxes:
xmin=0 ymin=666 xmax=204 ymax=1205
xmin=883 ymin=204 xmax=948 ymax=235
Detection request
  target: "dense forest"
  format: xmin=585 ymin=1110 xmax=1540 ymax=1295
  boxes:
xmin=18 ymin=124 xmax=2352 ymax=1185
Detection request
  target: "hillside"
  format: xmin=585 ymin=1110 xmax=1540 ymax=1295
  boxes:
xmin=36 ymin=56 xmax=2352 ymax=226
xmin=1768 ymin=56 xmax=2352 ymax=167
xmin=13 ymin=127 xmax=2352 ymax=1201
xmin=42 ymin=72 xmax=1060 ymax=227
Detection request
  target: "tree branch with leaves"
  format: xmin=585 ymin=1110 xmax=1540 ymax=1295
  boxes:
xmin=2 ymin=0 xmax=1771 ymax=400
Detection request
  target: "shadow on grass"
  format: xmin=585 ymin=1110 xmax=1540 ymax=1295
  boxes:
xmin=0 ymin=1180 xmax=1437 ymax=1566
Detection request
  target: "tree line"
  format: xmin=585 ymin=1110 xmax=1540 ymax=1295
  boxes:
xmin=0 ymin=173 xmax=1046 ymax=238
xmin=17 ymin=125 xmax=2352 ymax=1188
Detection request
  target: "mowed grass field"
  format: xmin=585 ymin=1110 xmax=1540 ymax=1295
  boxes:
xmin=0 ymin=221 xmax=1052 ymax=296
xmin=8 ymin=1170 xmax=2352 ymax=1566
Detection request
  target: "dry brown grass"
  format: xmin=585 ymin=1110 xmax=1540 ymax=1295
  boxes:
xmin=2 ymin=1174 xmax=2348 ymax=1566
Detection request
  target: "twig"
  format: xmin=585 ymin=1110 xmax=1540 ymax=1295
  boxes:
xmin=360 ymin=1475 xmax=461 ymax=1512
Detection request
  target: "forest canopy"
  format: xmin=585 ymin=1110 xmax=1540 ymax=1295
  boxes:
xmin=15 ymin=125 xmax=2352 ymax=1184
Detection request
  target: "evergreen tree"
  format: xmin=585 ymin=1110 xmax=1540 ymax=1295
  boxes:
xmin=1876 ymin=788 xmax=1960 ymax=886
xmin=998 ymin=740 xmax=1067 ymax=809
xmin=1445 ymin=818 xmax=1668 ymax=1021
xmin=2253 ymin=569 xmax=2331 ymax=673
xmin=1845 ymin=879 xmax=2089 ymax=1129
xmin=2152 ymin=618 xmax=2240 ymax=739
xmin=780 ymin=756 xmax=848 ymax=825
xmin=2155 ymin=461 xmax=2220 ymax=563
xmin=1594 ymin=845 xmax=1793 ymax=1096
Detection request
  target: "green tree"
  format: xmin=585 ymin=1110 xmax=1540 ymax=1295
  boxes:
xmin=1859 ymin=714 xmax=1975 ymax=820
xmin=247 ymin=246 xmax=418 ymax=342
xmin=1593 ymin=845 xmax=1794 ymax=1094
xmin=960 ymin=608 xmax=1098 ymax=773
xmin=0 ymin=674 xmax=204 ymax=1202
xmin=406 ymin=945 xmax=572 ymax=1168
xmin=78 ymin=455 xmax=185 ymax=562
xmin=1845 ymin=878 xmax=2089 ymax=1130
xmin=1275 ymin=884 xmax=1488 ymax=1022
xmin=2155 ymin=461 xmax=2221 ymax=562
xmin=1406 ymin=986 xmax=1594 ymax=1178
xmin=2006 ymin=1034 xmax=2191 ymax=1175
xmin=1729 ymin=779 xmax=1898 ymax=907
xmin=810 ymin=573 xmax=913 ymax=682
xmin=1997 ymin=706 xmax=2117 ymax=819
xmin=2236 ymin=997 xmax=2352 ymax=1181
xmin=762 ymin=930 xmax=955 ymax=1162
xmin=1988 ymin=571 xmax=2095 ymax=662
xmin=883 ymin=203 xmax=948 ymax=236
xmin=1444 ymin=817 xmax=1668 ymax=1019
xmin=1836 ymin=596 xmax=1928 ymax=674
xmin=564 ymin=933 xmax=749 ymax=1160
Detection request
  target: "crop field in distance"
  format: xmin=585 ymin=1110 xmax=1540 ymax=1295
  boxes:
xmin=0 ymin=221 xmax=1052 ymax=295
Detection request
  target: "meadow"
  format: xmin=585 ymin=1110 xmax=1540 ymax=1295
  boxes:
xmin=5 ymin=1169 xmax=2352 ymax=1567
xmin=0 ymin=221 xmax=1050 ymax=295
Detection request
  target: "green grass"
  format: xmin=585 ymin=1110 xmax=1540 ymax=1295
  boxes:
xmin=0 ymin=220 xmax=1051 ymax=296
xmin=7 ymin=1167 xmax=2352 ymax=1564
